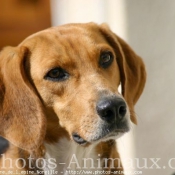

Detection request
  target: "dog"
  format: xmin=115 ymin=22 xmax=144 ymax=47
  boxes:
xmin=0 ymin=22 xmax=146 ymax=174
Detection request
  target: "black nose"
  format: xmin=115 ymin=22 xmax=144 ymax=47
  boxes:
xmin=96 ymin=97 xmax=127 ymax=123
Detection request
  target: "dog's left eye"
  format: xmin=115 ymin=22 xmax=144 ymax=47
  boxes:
xmin=44 ymin=68 xmax=69 ymax=81
xmin=99 ymin=51 xmax=114 ymax=68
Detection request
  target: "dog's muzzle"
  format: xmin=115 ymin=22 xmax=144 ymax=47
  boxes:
xmin=72 ymin=96 xmax=129 ymax=145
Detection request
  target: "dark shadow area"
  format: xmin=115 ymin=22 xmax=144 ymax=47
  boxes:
xmin=0 ymin=136 xmax=9 ymax=155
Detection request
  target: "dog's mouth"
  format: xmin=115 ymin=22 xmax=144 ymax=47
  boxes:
xmin=72 ymin=127 xmax=129 ymax=145
xmin=72 ymin=133 xmax=87 ymax=145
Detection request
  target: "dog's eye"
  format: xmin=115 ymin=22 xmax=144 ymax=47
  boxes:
xmin=45 ymin=68 xmax=69 ymax=81
xmin=99 ymin=52 xmax=114 ymax=68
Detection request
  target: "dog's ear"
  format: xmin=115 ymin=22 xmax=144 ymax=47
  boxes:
xmin=100 ymin=24 xmax=146 ymax=124
xmin=0 ymin=46 xmax=46 ymax=151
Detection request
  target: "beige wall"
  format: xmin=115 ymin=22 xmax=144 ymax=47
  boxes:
xmin=126 ymin=1 xmax=175 ymax=175
xmin=51 ymin=1 xmax=175 ymax=174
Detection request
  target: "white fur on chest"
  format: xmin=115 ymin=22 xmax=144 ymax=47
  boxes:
xmin=44 ymin=137 xmax=99 ymax=175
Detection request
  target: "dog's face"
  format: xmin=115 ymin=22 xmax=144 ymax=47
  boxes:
xmin=23 ymin=24 xmax=129 ymax=144
xmin=0 ymin=23 xmax=146 ymax=150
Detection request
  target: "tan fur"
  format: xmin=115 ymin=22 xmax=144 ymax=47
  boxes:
xmin=0 ymin=23 xmax=146 ymax=174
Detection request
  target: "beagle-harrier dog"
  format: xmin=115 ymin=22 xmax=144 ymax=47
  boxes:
xmin=0 ymin=23 xmax=146 ymax=174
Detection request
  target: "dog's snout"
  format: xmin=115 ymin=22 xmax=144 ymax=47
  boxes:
xmin=96 ymin=97 xmax=127 ymax=123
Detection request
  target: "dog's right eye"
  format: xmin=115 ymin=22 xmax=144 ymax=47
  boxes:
xmin=44 ymin=68 xmax=69 ymax=81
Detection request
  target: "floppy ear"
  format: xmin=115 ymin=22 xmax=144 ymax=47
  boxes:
xmin=100 ymin=24 xmax=146 ymax=124
xmin=0 ymin=46 xmax=46 ymax=151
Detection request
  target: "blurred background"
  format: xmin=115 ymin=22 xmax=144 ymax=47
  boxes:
xmin=0 ymin=0 xmax=175 ymax=174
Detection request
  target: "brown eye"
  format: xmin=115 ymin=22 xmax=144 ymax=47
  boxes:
xmin=44 ymin=68 xmax=69 ymax=81
xmin=49 ymin=69 xmax=60 ymax=78
xmin=99 ymin=51 xmax=114 ymax=68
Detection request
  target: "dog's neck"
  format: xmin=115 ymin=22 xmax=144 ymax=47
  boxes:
xmin=44 ymin=137 xmax=99 ymax=175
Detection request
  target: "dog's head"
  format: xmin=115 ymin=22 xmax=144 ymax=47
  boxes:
xmin=0 ymin=23 xmax=146 ymax=151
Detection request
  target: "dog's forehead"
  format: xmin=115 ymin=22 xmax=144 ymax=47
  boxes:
xmin=21 ymin=24 xmax=113 ymax=69
xmin=21 ymin=23 xmax=106 ymax=48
